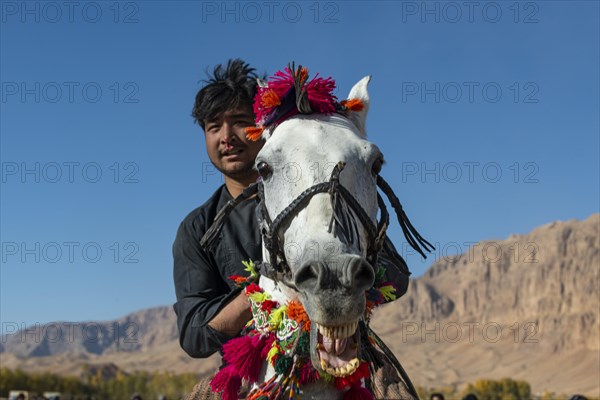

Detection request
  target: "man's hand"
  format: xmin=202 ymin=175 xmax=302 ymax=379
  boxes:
xmin=208 ymin=291 xmax=253 ymax=337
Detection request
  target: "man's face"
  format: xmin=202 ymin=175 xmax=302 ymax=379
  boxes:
xmin=204 ymin=107 xmax=264 ymax=181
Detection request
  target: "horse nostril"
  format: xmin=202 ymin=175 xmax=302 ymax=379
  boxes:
xmin=350 ymin=259 xmax=375 ymax=291
xmin=294 ymin=262 xmax=320 ymax=291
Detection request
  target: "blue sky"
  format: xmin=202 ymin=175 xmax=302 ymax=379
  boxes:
xmin=1 ymin=1 xmax=598 ymax=330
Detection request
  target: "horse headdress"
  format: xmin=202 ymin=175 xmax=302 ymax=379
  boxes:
xmin=201 ymin=64 xmax=433 ymax=400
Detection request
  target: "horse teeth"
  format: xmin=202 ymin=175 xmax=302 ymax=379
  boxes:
xmin=323 ymin=362 xmax=358 ymax=377
xmin=319 ymin=357 xmax=361 ymax=377
xmin=318 ymin=324 xmax=326 ymax=337
xmin=317 ymin=320 xmax=359 ymax=339
xmin=346 ymin=360 xmax=359 ymax=375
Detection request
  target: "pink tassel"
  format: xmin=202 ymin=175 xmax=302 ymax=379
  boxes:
xmin=298 ymin=360 xmax=320 ymax=385
xmin=260 ymin=333 xmax=276 ymax=359
xmin=222 ymin=334 xmax=270 ymax=383
xmin=306 ymin=75 xmax=337 ymax=113
xmin=343 ymin=383 xmax=374 ymax=400
xmin=254 ymin=67 xmax=296 ymax=123
xmin=210 ymin=364 xmax=242 ymax=400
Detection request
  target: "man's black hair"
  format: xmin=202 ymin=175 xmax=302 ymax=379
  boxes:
xmin=192 ymin=59 xmax=260 ymax=129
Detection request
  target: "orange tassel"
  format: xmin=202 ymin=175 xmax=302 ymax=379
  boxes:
xmin=286 ymin=300 xmax=311 ymax=331
xmin=341 ymin=98 xmax=364 ymax=112
xmin=299 ymin=67 xmax=309 ymax=85
xmin=245 ymin=126 xmax=265 ymax=141
xmin=261 ymin=89 xmax=281 ymax=108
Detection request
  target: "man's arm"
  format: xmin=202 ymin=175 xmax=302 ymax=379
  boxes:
xmin=172 ymin=219 xmax=252 ymax=358
xmin=208 ymin=291 xmax=252 ymax=336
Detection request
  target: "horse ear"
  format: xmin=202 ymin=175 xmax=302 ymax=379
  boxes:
xmin=346 ymin=75 xmax=371 ymax=138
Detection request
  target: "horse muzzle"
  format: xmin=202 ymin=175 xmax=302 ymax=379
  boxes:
xmin=294 ymin=255 xmax=375 ymax=294
xmin=293 ymin=255 xmax=372 ymax=377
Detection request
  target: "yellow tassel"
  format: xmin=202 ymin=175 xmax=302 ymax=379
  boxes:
xmin=379 ymin=285 xmax=397 ymax=301
xmin=267 ymin=343 xmax=280 ymax=364
xmin=242 ymin=259 xmax=258 ymax=280
xmin=249 ymin=292 xmax=271 ymax=303
xmin=268 ymin=305 xmax=288 ymax=330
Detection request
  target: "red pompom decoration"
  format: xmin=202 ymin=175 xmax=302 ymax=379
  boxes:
xmin=260 ymin=299 xmax=278 ymax=313
xmin=245 ymin=283 xmax=262 ymax=294
xmin=335 ymin=362 xmax=371 ymax=390
xmin=343 ymin=383 xmax=374 ymax=400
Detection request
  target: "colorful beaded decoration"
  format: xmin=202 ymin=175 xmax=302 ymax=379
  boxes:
xmin=210 ymin=260 xmax=398 ymax=400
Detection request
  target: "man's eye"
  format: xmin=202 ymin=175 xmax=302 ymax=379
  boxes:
xmin=236 ymin=120 xmax=253 ymax=126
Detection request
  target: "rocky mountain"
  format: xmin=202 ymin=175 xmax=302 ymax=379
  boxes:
xmin=393 ymin=215 xmax=598 ymax=346
xmin=1 ymin=305 xmax=178 ymax=358
xmin=2 ymin=214 xmax=598 ymax=396
xmin=371 ymin=214 xmax=599 ymax=396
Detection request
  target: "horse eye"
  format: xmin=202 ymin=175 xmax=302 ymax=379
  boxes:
xmin=372 ymin=157 xmax=384 ymax=175
xmin=257 ymin=161 xmax=273 ymax=180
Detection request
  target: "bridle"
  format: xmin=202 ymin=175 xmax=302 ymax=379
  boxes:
xmin=200 ymin=161 xmax=433 ymax=285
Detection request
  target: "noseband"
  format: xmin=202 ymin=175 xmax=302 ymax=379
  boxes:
xmin=200 ymin=162 xmax=433 ymax=284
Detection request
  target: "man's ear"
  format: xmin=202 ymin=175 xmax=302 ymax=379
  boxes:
xmin=345 ymin=76 xmax=371 ymax=138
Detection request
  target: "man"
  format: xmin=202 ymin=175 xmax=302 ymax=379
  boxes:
xmin=173 ymin=59 xmax=264 ymax=358
xmin=173 ymin=59 xmax=412 ymax=359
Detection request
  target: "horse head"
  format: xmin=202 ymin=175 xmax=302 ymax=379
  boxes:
xmin=255 ymin=73 xmax=381 ymax=378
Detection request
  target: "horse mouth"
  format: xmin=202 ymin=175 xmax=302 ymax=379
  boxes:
xmin=315 ymin=320 xmax=360 ymax=377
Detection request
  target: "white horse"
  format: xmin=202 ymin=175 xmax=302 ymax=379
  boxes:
xmin=202 ymin=66 xmax=430 ymax=399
